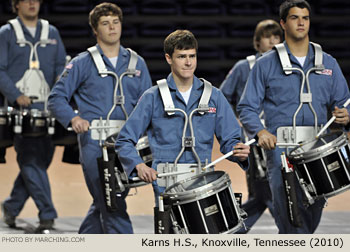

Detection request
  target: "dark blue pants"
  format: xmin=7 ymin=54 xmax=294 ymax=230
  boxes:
xmin=3 ymin=135 xmax=57 ymax=220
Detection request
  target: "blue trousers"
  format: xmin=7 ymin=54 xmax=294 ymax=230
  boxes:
xmin=78 ymin=134 xmax=133 ymax=234
xmin=3 ymin=135 xmax=57 ymax=220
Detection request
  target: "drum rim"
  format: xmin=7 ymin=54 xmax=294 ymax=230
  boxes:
xmin=288 ymin=131 xmax=347 ymax=161
xmin=11 ymin=109 xmax=51 ymax=117
xmin=316 ymin=184 xmax=350 ymax=199
xmin=167 ymin=182 xmax=231 ymax=205
xmin=163 ymin=171 xmax=231 ymax=202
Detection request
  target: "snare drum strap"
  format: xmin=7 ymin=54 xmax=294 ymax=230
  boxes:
xmin=246 ymin=55 xmax=256 ymax=70
xmin=9 ymin=18 xmax=49 ymax=48
xmin=274 ymin=42 xmax=324 ymax=75
xmin=88 ymin=46 xmax=109 ymax=77
xmin=88 ymin=46 xmax=139 ymax=78
xmin=156 ymin=78 xmax=213 ymax=116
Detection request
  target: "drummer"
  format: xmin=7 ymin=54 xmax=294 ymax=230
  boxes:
xmin=115 ymin=30 xmax=250 ymax=205
xmin=237 ymin=0 xmax=350 ymax=233
xmin=220 ymin=19 xmax=283 ymax=233
xmin=0 ymin=0 xmax=66 ymax=233
xmin=48 ymin=2 xmax=152 ymax=233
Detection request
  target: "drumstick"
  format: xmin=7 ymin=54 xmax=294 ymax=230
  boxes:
xmin=276 ymin=143 xmax=301 ymax=147
xmin=202 ymin=139 xmax=256 ymax=171
xmin=102 ymin=146 xmax=108 ymax=162
xmin=130 ymin=169 xmax=196 ymax=182
xmin=316 ymin=98 xmax=350 ymax=138
xmin=67 ymin=125 xmax=118 ymax=131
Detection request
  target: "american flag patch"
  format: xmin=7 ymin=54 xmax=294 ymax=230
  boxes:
xmin=135 ymin=69 xmax=141 ymax=77
xmin=65 ymin=63 xmax=73 ymax=69
xmin=208 ymin=107 xmax=216 ymax=113
xmin=48 ymin=39 xmax=57 ymax=45
xmin=321 ymin=69 xmax=332 ymax=76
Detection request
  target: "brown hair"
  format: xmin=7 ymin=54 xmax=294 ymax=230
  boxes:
xmin=253 ymin=19 xmax=283 ymax=51
xmin=164 ymin=30 xmax=198 ymax=57
xmin=279 ymin=0 xmax=311 ymax=22
xmin=89 ymin=2 xmax=123 ymax=32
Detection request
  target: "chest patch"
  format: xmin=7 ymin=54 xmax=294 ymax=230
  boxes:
xmin=320 ymin=69 xmax=332 ymax=76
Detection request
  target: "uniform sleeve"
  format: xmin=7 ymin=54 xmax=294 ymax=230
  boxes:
xmin=137 ymin=56 xmax=152 ymax=97
xmin=329 ymin=60 xmax=350 ymax=109
xmin=52 ymin=26 xmax=67 ymax=81
xmin=115 ymin=90 xmax=153 ymax=174
xmin=0 ymin=26 xmax=22 ymax=103
xmin=237 ymin=63 xmax=266 ymax=138
xmin=329 ymin=59 xmax=350 ymax=130
xmin=48 ymin=57 xmax=83 ymax=127
xmin=215 ymin=90 xmax=248 ymax=170
xmin=220 ymin=61 xmax=245 ymax=106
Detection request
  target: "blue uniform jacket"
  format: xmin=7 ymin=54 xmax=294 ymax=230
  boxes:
xmin=48 ymin=44 xmax=152 ymax=129
xmin=116 ymin=74 xmax=248 ymax=175
xmin=0 ymin=17 xmax=66 ymax=108
xmin=220 ymin=53 xmax=260 ymax=114
xmin=237 ymin=41 xmax=350 ymax=138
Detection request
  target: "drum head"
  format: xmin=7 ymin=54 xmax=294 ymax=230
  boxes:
xmin=164 ymin=171 xmax=231 ymax=203
xmin=289 ymin=131 xmax=347 ymax=161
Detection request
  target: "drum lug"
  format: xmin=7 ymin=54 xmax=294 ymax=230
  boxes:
xmin=47 ymin=117 xmax=54 ymax=135
xmin=299 ymin=179 xmax=315 ymax=205
xmin=13 ymin=114 xmax=22 ymax=134
xmin=115 ymin=169 xmax=126 ymax=193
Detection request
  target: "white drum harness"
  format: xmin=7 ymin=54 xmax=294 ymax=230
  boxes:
xmin=274 ymin=42 xmax=325 ymax=148
xmin=87 ymin=46 xmax=138 ymax=145
xmin=156 ymin=78 xmax=214 ymax=187
xmin=9 ymin=19 xmax=51 ymax=106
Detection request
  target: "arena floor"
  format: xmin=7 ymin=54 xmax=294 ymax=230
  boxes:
xmin=1 ymin=139 xmax=350 ymax=234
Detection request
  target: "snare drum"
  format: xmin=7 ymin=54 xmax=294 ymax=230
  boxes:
xmin=103 ymin=133 xmax=151 ymax=189
xmin=288 ymin=132 xmax=350 ymax=200
xmin=0 ymin=107 xmax=14 ymax=148
xmin=162 ymin=171 xmax=245 ymax=234
xmin=11 ymin=109 xmax=54 ymax=137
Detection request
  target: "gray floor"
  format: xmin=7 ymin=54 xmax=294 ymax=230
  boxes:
xmin=1 ymin=212 xmax=349 ymax=234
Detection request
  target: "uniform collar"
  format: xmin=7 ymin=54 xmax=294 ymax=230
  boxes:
xmin=95 ymin=44 xmax=129 ymax=70
xmin=16 ymin=16 xmax=42 ymax=41
xmin=283 ymin=40 xmax=315 ymax=68
xmin=166 ymin=73 xmax=204 ymax=108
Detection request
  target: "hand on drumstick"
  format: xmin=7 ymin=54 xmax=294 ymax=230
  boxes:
xmin=333 ymin=106 xmax=350 ymax=126
xmin=232 ymin=142 xmax=250 ymax=161
xmin=16 ymin=95 xmax=31 ymax=107
xmin=257 ymin=129 xmax=277 ymax=150
xmin=135 ymin=163 xmax=158 ymax=183
xmin=71 ymin=115 xmax=90 ymax=133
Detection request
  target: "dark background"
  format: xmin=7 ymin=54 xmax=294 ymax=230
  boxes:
xmin=1 ymin=0 xmax=350 ymax=87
